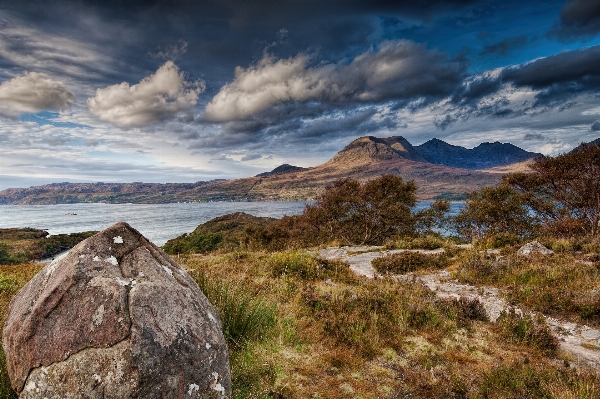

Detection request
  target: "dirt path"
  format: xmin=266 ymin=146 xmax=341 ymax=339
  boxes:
xmin=315 ymin=246 xmax=600 ymax=373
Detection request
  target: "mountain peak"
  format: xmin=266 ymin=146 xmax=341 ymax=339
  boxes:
xmin=327 ymin=135 xmax=426 ymax=166
xmin=415 ymin=138 xmax=543 ymax=170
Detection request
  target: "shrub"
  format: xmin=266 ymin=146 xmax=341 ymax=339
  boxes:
xmin=549 ymin=238 xmax=573 ymax=253
xmin=372 ymin=251 xmax=450 ymax=274
xmin=395 ymin=235 xmax=447 ymax=250
xmin=454 ymin=185 xmax=537 ymax=242
xmin=268 ymin=251 xmax=353 ymax=282
xmin=505 ymin=142 xmax=600 ymax=237
xmin=301 ymin=175 xmax=418 ymax=245
xmin=484 ymin=232 xmax=522 ymax=249
xmin=438 ymin=296 xmax=488 ymax=328
xmin=497 ymin=308 xmax=558 ymax=355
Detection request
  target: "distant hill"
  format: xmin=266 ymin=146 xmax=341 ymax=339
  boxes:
xmin=2 ymin=135 xmax=552 ymax=204
xmin=256 ymin=164 xmax=306 ymax=177
xmin=414 ymin=138 xmax=543 ymax=170
xmin=0 ymin=181 xmax=215 ymax=205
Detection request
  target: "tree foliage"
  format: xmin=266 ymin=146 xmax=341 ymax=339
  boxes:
xmin=505 ymin=142 xmax=600 ymax=237
xmin=301 ymin=175 xmax=418 ymax=245
xmin=454 ymin=185 xmax=537 ymax=241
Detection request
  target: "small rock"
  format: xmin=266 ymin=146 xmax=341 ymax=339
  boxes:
xmin=581 ymin=329 xmax=600 ymax=340
xmin=517 ymin=241 xmax=554 ymax=256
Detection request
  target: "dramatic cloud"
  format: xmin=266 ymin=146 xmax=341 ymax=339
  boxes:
xmin=0 ymin=19 xmax=112 ymax=81
xmin=87 ymin=61 xmax=204 ymax=128
xmin=0 ymin=72 xmax=74 ymax=119
xmin=591 ymin=120 xmax=600 ymax=131
xmin=502 ymin=44 xmax=600 ymax=89
xmin=550 ymin=0 xmax=600 ymax=41
xmin=205 ymin=40 xmax=466 ymax=122
xmin=449 ymin=44 xmax=600 ymax=117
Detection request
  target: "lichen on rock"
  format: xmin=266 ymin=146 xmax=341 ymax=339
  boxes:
xmin=2 ymin=222 xmax=231 ymax=398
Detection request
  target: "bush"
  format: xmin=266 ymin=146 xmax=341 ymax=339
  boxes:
xmin=497 ymin=308 xmax=558 ymax=355
xmin=438 ymin=297 xmax=488 ymax=328
xmin=505 ymin=142 xmax=600 ymax=237
xmin=484 ymin=232 xmax=522 ymax=249
xmin=454 ymin=185 xmax=537 ymax=242
xmin=372 ymin=251 xmax=450 ymax=274
xmin=300 ymin=175 xmax=418 ymax=245
xmin=268 ymin=251 xmax=352 ymax=282
xmin=395 ymin=235 xmax=447 ymax=250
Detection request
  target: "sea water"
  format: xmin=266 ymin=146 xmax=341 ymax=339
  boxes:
xmin=0 ymin=201 xmax=464 ymax=246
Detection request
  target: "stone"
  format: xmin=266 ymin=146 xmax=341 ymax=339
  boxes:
xmin=3 ymin=222 xmax=231 ymax=398
xmin=517 ymin=241 xmax=554 ymax=256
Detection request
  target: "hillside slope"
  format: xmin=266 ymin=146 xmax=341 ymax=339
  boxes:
xmin=0 ymin=135 xmax=516 ymax=204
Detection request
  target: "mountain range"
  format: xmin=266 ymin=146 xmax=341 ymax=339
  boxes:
xmin=0 ymin=136 xmax=549 ymax=204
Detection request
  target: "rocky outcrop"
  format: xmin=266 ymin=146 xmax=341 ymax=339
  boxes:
xmin=517 ymin=241 xmax=554 ymax=256
xmin=414 ymin=138 xmax=543 ymax=170
xmin=2 ymin=222 xmax=231 ymax=398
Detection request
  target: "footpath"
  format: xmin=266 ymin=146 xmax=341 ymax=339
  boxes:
xmin=315 ymin=246 xmax=600 ymax=373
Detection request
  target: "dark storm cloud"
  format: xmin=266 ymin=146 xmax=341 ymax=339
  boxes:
xmin=549 ymin=0 xmax=600 ymax=41
xmin=187 ymin=104 xmax=394 ymax=154
xmin=450 ymin=43 xmax=600 ymax=116
xmin=592 ymin=120 xmax=600 ymax=131
xmin=501 ymin=44 xmax=600 ymax=106
xmin=451 ymin=73 xmax=503 ymax=105
xmin=1 ymin=0 xmax=484 ymax=92
xmin=502 ymin=44 xmax=600 ymax=88
xmin=479 ymin=35 xmax=529 ymax=56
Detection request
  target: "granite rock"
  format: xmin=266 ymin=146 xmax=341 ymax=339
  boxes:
xmin=3 ymin=222 xmax=231 ymax=398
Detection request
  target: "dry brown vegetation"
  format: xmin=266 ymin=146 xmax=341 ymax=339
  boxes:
xmin=180 ymin=251 xmax=600 ymax=398
xmin=455 ymin=249 xmax=600 ymax=328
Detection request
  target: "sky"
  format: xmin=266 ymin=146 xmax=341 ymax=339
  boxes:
xmin=2 ymin=0 xmax=600 ymax=189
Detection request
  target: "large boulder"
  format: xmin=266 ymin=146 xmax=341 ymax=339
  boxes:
xmin=2 ymin=222 xmax=231 ymax=398
xmin=517 ymin=241 xmax=554 ymax=257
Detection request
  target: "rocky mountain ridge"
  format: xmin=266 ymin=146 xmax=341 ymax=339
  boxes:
xmin=0 ymin=135 xmax=572 ymax=204
xmin=414 ymin=138 xmax=543 ymax=170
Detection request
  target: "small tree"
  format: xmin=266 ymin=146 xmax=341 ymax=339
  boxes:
xmin=304 ymin=175 xmax=417 ymax=245
xmin=454 ymin=184 xmax=537 ymax=241
xmin=505 ymin=142 xmax=600 ymax=237
xmin=415 ymin=199 xmax=450 ymax=235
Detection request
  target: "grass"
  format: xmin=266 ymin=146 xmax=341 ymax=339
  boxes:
xmin=496 ymin=308 xmax=558 ymax=356
xmin=189 ymin=268 xmax=277 ymax=351
xmin=455 ymin=250 xmax=600 ymax=326
xmin=0 ymin=248 xmax=599 ymax=398
xmin=0 ymin=228 xmax=96 ymax=264
xmin=181 ymin=250 xmax=600 ymax=398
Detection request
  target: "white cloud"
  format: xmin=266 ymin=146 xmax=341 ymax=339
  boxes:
xmin=0 ymin=20 xmax=110 ymax=80
xmin=205 ymin=40 xmax=464 ymax=122
xmin=0 ymin=72 xmax=74 ymax=119
xmin=87 ymin=61 xmax=204 ymax=128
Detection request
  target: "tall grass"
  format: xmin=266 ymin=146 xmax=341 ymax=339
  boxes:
xmin=190 ymin=269 xmax=277 ymax=351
